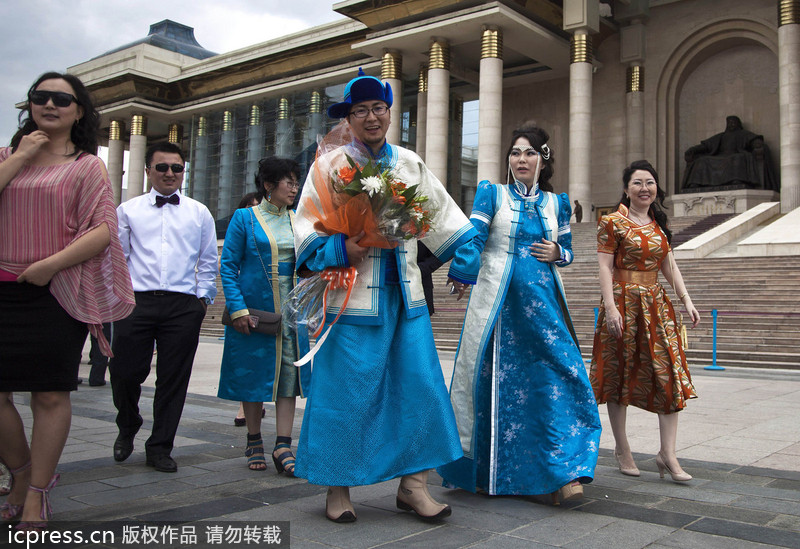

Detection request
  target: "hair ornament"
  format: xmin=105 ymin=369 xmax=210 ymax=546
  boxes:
xmin=541 ymin=143 xmax=551 ymax=161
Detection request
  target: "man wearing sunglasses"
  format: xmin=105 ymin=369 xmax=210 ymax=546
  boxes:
xmin=110 ymin=142 xmax=218 ymax=473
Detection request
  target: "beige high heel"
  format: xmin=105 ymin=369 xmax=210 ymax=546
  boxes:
xmin=551 ymin=480 xmax=584 ymax=505
xmin=325 ymin=486 xmax=356 ymax=523
xmin=656 ymin=452 xmax=692 ymax=482
xmin=614 ymin=448 xmax=640 ymax=477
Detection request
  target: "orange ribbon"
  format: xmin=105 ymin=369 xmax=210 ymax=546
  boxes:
xmin=294 ymin=266 xmax=359 ymax=368
xmin=313 ymin=266 xmax=358 ymax=338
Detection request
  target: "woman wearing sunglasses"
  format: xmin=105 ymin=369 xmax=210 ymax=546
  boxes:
xmin=0 ymin=72 xmax=135 ymax=529
xmin=439 ymin=124 xmax=601 ymax=505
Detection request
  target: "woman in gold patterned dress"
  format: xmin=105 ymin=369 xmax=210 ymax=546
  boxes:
xmin=590 ymin=160 xmax=700 ymax=483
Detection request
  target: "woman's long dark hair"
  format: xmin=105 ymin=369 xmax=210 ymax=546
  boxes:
xmin=504 ymin=124 xmax=554 ymax=192
xmin=10 ymin=72 xmax=100 ymax=155
xmin=618 ymin=160 xmax=672 ymax=244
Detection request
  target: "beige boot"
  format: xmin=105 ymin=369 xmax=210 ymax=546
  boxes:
xmin=396 ymin=470 xmax=451 ymax=520
xmin=326 ymin=486 xmax=356 ymax=523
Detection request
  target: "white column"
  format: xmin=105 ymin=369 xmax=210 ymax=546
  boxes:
xmin=779 ymin=3 xmax=800 ymax=212
xmin=568 ymin=31 xmax=593 ymax=214
xmin=246 ymin=105 xmax=265 ymax=192
xmin=478 ymin=27 xmax=503 ymax=186
xmin=382 ymin=51 xmax=403 ymax=146
xmin=107 ymin=119 xmax=125 ymax=206
xmin=191 ymin=116 xmax=209 ymax=204
xmin=626 ymin=65 xmax=645 ymax=165
xmin=275 ymin=97 xmax=291 ymax=157
xmin=425 ymin=39 xmax=450 ymax=184
xmin=416 ymin=66 xmax=428 ymax=160
xmin=305 ymin=91 xmax=324 ymax=145
xmin=218 ymin=110 xmax=235 ymax=217
xmin=126 ymin=114 xmax=147 ymax=201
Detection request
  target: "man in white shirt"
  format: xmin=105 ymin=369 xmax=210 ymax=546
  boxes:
xmin=110 ymin=142 xmax=218 ymax=473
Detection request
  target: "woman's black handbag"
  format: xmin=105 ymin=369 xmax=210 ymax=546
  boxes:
xmin=221 ymin=308 xmax=281 ymax=335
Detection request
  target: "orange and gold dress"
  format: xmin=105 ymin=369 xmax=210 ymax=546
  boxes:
xmin=589 ymin=204 xmax=696 ymax=414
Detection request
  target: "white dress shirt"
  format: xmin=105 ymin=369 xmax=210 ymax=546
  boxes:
xmin=117 ymin=189 xmax=218 ymax=301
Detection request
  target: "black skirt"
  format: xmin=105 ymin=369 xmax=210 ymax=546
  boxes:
xmin=0 ymin=282 xmax=87 ymax=392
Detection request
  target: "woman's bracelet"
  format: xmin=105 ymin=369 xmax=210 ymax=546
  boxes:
xmin=678 ymin=292 xmax=690 ymax=301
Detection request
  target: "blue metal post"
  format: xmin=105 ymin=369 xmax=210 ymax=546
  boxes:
xmin=594 ymin=307 xmax=599 ymax=331
xmin=704 ymin=309 xmax=725 ymax=370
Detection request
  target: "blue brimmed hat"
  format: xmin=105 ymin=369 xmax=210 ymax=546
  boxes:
xmin=327 ymin=68 xmax=393 ymax=119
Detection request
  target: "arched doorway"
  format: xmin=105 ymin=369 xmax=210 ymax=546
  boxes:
xmin=656 ymin=19 xmax=778 ymax=195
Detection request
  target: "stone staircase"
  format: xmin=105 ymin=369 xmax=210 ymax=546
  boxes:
xmin=202 ymin=217 xmax=800 ymax=371
xmin=670 ymin=213 xmax=735 ymax=247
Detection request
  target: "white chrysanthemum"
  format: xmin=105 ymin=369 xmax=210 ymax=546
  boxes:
xmin=360 ymin=176 xmax=383 ymax=197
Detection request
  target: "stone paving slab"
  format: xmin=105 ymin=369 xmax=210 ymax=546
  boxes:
xmin=687 ymin=517 xmax=800 ymax=549
xmin=653 ymin=529 xmax=779 ymax=549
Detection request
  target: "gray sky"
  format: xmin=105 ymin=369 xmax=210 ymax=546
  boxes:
xmin=0 ymin=0 xmax=343 ymax=146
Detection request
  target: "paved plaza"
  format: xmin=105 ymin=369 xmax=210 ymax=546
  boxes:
xmin=2 ymin=338 xmax=799 ymax=548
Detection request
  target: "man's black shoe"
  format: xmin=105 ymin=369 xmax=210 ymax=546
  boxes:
xmin=146 ymin=455 xmax=177 ymax=473
xmin=113 ymin=435 xmax=134 ymax=462
xmin=88 ymin=379 xmax=106 ymax=387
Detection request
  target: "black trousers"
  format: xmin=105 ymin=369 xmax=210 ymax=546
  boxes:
xmin=89 ymin=323 xmax=111 ymax=384
xmin=109 ymin=291 xmax=206 ymax=457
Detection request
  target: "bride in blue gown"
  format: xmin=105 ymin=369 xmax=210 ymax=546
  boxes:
xmin=439 ymin=124 xmax=601 ymax=502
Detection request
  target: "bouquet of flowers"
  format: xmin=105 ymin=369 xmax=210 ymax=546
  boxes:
xmin=330 ymin=154 xmax=433 ymax=244
xmin=299 ymin=120 xmax=434 ymax=249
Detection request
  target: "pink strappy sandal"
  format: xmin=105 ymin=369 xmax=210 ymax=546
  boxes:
xmin=0 ymin=461 xmax=31 ymax=521
xmin=14 ymin=474 xmax=59 ymax=531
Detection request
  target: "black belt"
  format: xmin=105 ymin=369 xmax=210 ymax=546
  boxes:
xmin=136 ymin=290 xmax=186 ymax=297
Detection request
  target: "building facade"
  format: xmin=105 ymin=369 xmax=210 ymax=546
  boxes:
xmin=68 ymin=0 xmax=800 ymax=229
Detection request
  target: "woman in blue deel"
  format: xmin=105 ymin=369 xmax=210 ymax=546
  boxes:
xmin=217 ymin=157 xmax=311 ymax=475
xmin=440 ymin=124 xmax=601 ymax=504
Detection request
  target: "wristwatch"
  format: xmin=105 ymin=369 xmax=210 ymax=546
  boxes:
xmin=201 ymin=297 xmax=211 ymax=306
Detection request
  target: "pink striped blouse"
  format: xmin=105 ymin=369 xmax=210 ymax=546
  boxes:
xmin=0 ymin=147 xmax=135 ymax=355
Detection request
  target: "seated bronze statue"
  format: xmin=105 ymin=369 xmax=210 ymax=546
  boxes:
xmin=681 ymin=115 xmax=778 ymax=192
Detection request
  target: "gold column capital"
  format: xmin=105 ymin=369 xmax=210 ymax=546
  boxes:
xmin=167 ymin=123 xmax=183 ymax=144
xmin=197 ymin=116 xmax=207 ymax=137
xmin=250 ymin=105 xmax=261 ymax=126
xmin=130 ymin=114 xmax=147 ymax=136
xmin=779 ymin=0 xmax=800 ymax=26
xmin=222 ymin=111 xmax=233 ymax=131
xmin=418 ymin=65 xmax=428 ymax=93
xmin=310 ymin=91 xmax=322 ymax=114
xmin=109 ymin=120 xmax=125 ymax=141
xmin=381 ymin=51 xmax=402 ymax=80
xmin=429 ymin=40 xmax=450 ymax=71
xmin=570 ymin=33 xmax=593 ymax=64
xmin=278 ymin=97 xmax=289 ymax=120
xmin=481 ymin=27 xmax=503 ymax=59
xmin=626 ymin=65 xmax=644 ymax=93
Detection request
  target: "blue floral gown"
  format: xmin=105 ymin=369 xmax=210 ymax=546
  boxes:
xmin=440 ymin=181 xmax=601 ymax=495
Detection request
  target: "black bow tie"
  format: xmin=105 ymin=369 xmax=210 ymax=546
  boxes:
xmin=156 ymin=194 xmax=180 ymax=207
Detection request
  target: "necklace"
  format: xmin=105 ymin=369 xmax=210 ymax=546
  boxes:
xmin=628 ymin=208 xmax=651 ymax=225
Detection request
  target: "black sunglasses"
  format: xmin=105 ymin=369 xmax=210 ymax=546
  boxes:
xmin=29 ymin=90 xmax=77 ymax=108
xmin=150 ymin=163 xmax=185 ymax=173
